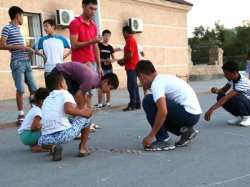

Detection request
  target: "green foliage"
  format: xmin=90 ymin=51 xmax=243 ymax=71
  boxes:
xmin=189 ymin=21 xmax=250 ymax=68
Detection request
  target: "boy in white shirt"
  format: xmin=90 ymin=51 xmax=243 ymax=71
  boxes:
xmin=18 ymin=88 xmax=50 ymax=152
xmin=38 ymin=73 xmax=92 ymax=161
xmin=135 ymin=60 xmax=202 ymax=150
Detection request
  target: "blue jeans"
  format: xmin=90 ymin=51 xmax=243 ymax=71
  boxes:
xmin=10 ymin=59 xmax=37 ymax=93
xmin=143 ymin=94 xmax=200 ymax=141
xmin=217 ymin=93 xmax=250 ymax=116
xmin=126 ymin=70 xmax=141 ymax=107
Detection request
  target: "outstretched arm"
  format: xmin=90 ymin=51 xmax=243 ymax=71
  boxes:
xmin=204 ymin=89 xmax=238 ymax=121
xmin=143 ymin=97 xmax=167 ymax=147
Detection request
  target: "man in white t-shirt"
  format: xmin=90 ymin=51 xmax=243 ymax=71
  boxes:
xmin=135 ymin=60 xmax=202 ymax=151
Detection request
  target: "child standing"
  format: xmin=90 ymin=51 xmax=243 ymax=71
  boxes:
xmin=97 ymin=29 xmax=116 ymax=108
xmin=18 ymin=88 xmax=50 ymax=152
xmin=38 ymin=73 xmax=92 ymax=161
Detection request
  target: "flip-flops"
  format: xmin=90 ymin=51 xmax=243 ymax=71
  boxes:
xmin=52 ymin=145 xmax=63 ymax=161
xmin=77 ymin=150 xmax=91 ymax=157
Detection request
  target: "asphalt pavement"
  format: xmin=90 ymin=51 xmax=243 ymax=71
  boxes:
xmin=1 ymin=77 xmax=250 ymax=187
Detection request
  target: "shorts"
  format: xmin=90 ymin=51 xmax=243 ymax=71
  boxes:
xmin=38 ymin=116 xmax=91 ymax=145
xmin=88 ymin=61 xmax=97 ymax=95
xmin=103 ymin=69 xmax=113 ymax=75
xmin=19 ymin=130 xmax=41 ymax=146
xmin=10 ymin=59 xmax=37 ymax=93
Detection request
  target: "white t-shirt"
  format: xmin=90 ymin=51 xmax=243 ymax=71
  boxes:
xmin=41 ymin=90 xmax=76 ymax=135
xmin=35 ymin=35 xmax=71 ymax=73
xmin=18 ymin=105 xmax=42 ymax=134
xmin=120 ymin=44 xmax=144 ymax=60
xmin=151 ymin=74 xmax=202 ymax=115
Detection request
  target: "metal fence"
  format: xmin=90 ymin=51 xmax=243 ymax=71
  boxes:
xmin=191 ymin=47 xmax=210 ymax=65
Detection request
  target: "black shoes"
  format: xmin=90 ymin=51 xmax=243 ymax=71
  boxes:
xmin=175 ymin=127 xmax=198 ymax=147
xmin=123 ymin=104 xmax=141 ymax=111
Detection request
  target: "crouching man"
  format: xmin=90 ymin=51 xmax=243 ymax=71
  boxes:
xmin=135 ymin=60 xmax=202 ymax=151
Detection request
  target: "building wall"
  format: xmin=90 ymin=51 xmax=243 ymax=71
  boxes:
xmin=0 ymin=0 xmax=191 ymax=100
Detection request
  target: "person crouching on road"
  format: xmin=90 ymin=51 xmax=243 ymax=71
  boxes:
xmin=135 ymin=60 xmax=202 ymax=151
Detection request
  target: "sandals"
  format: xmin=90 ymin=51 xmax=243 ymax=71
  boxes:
xmin=52 ymin=145 xmax=63 ymax=161
xmin=77 ymin=150 xmax=91 ymax=157
xmin=78 ymin=143 xmax=91 ymax=157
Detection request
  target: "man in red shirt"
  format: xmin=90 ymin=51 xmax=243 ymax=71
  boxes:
xmin=69 ymin=0 xmax=103 ymax=130
xmin=117 ymin=26 xmax=141 ymax=111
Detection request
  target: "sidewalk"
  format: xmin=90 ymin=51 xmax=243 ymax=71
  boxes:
xmin=0 ymin=78 xmax=226 ymax=127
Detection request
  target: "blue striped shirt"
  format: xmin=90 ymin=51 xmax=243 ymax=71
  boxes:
xmin=1 ymin=22 xmax=28 ymax=61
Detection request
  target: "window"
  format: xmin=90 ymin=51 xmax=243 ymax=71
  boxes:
xmin=21 ymin=13 xmax=43 ymax=68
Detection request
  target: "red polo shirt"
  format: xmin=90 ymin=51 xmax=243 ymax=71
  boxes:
xmin=124 ymin=35 xmax=139 ymax=70
xmin=69 ymin=16 xmax=98 ymax=63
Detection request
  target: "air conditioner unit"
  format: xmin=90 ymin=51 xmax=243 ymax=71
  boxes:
xmin=128 ymin=18 xmax=143 ymax=33
xmin=56 ymin=9 xmax=74 ymax=26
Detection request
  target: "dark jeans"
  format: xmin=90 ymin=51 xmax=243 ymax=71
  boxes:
xmin=126 ymin=70 xmax=141 ymax=107
xmin=143 ymin=94 xmax=200 ymax=141
xmin=217 ymin=93 xmax=250 ymax=116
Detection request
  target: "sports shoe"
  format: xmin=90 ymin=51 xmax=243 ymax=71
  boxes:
xmin=52 ymin=145 xmax=63 ymax=161
xmin=16 ymin=115 xmax=25 ymax=126
xmin=106 ymin=102 xmax=111 ymax=107
xmin=144 ymin=138 xmax=175 ymax=151
xmin=239 ymin=116 xmax=250 ymax=127
xmin=228 ymin=116 xmax=243 ymax=125
xmin=123 ymin=106 xmax=135 ymax=111
xmin=175 ymin=127 xmax=198 ymax=147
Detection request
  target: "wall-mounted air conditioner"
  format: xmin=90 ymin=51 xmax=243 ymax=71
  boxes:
xmin=55 ymin=9 xmax=74 ymax=26
xmin=128 ymin=18 xmax=143 ymax=33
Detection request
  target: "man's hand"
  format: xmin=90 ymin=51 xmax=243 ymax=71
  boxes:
xmin=211 ymin=87 xmax=218 ymax=94
xmin=204 ymin=109 xmax=213 ymax=121
xmin=91 ymin=36 xmax=102 ymax=44
xmin=98 ymin=68 xmax=104 ymax=77
xmin=117 ymin=59 xmax=124 ymax=66
xmin=142 ymin=134 xmax=154 ymax=148
xmin=26 ymin=47 xmax=35 ymax=54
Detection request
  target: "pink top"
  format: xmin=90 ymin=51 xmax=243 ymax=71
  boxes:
xmin=69 ymin=16 xmax=98 ymax=63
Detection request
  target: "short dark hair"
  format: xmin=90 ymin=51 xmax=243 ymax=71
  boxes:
xmin=82 ymin=0 xmax=97 ymax=5
xmin=135 ymin=60 xmax=156 ymax=75
xmin=123 ymin=26 xmax=132 ymax=34
xmin=46 ymin=73 xmax=65 ymax=91
xmin=8 ymin=6 xmax=24 ymax=20
xmin=101 ymin=73 xmax=119 ymax=89
xmin=34 ymin=88 xmax=50 ymax=103
xmin=43 ymin=19 xmax=56 ymax=27
xmin=222 ymin=61 xmax=239 ymax=73
xmin=102 ymin=29 xmax=111 ymax=36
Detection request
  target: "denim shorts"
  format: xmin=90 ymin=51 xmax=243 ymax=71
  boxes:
xmin=103 ymin=68 xmax=113 ymax=75
xmin=38 ymin=116 xmax=91 ymax=145
xmin=10 ymin=59 xmax=37 ymax=93
xmin=88 ymin=61 xmax=97 ymax=95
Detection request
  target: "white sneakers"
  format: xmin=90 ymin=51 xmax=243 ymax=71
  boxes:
xmin=228 ymin=116 xmax=250 ymax=126
xmin=228 ymin=116 xmax=243 ymax=125
xmin=239 ymin=116 xmax=250 ymax=126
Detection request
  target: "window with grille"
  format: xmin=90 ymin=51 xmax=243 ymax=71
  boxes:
xmin=21 ymin=13 xmax=44 ymax=68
